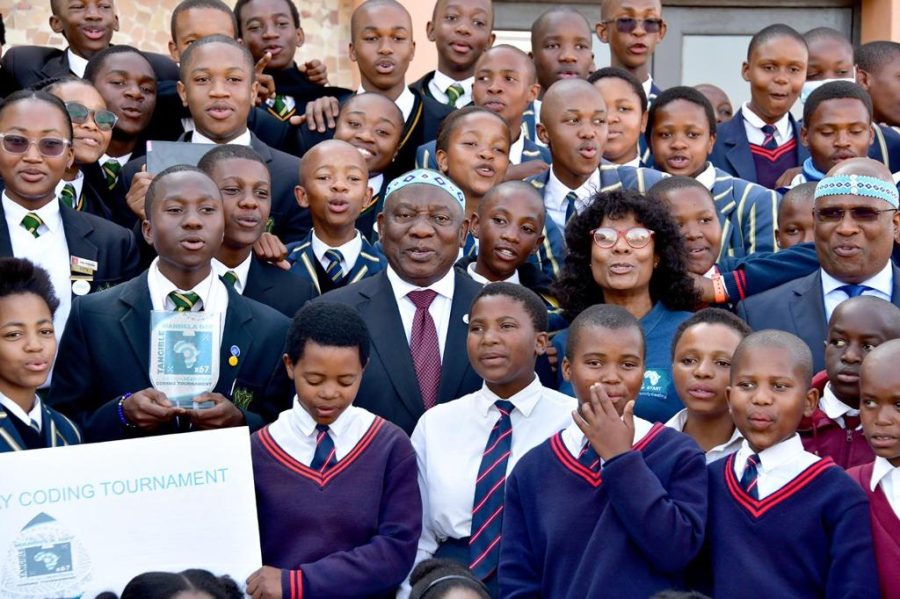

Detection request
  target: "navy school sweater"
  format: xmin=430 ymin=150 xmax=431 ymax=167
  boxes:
xmin=498 ymin=423 xmax=707 ymax=599
xmin=703 ymin=454 xmax=879 ymax=598
xmin=251 ymin=418 xmax=421 ymax=599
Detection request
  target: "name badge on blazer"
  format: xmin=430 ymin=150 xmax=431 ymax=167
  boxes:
xmin=70 ymin=256 xmax=98 ymax=275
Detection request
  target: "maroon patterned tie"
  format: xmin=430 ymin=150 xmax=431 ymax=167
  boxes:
xmin=408 ymin=289 xmax=441 ymax=410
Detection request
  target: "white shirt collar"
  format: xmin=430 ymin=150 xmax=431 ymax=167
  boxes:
xmin=562 ymin=415 xmax=655 ymax=459
xmin=56 ymin=170 xmax=85 ymax=206
xmin=642 ymin=76 xmax=654 ymax=102
xmin=820 ymin=383 xmax=860 ymax=423
xmin=386 ymin=264 xmax=456 ymax=304
xmin=2 ymin=192 xmax=63 ymax=235
xmin=0 ymin=390 xmax=43 ymax=432
xmin=664 ymin=408 xmax=743 ymax=463
xmin=211 ymin=254 xmax=253 ymax=295
xmin=430 ymin=71 xmax=474 ymax=107
xmin=871 ymin=456 xmax=899 ymax=492
xmin=101 ymin=152 xmax=132 ymax=166
xmin=738 ymin=433 xmax=804 ymax=469
xmin=546 ymin=167 xmax=601 ymax=210
xmin=741 ymin=101 xmax=792 ymax=140
xmin=369 ymin=173 xmax=384 ymax=196
xmin=147 ymin=256 xmax=222 ymax=312
xmin=695 ymin=162 xmax=717 ymax=190
xmin=476 ymin=376 xmax=544 ymax=418
xmin=356 ymin=86 xmax=416 ymax=123
xmin=821 ymin=262 xmax=894 ymax=298
xmin=603 ymin=156 xmax=641 ymax=168
xmin=466 ymin=261 xmax=519 ymax=285
xmin=66 ymin=48 xmax=89 ymax=78
xmin=508 ymin=134 xmax=525 ymax=165
xmin=311 ymin=229 xmax=363 ymax=274
xmin=192 ymin=128 xmax=252 ymax=147
xmin=289 ymin=395 xmax=361 ymax=439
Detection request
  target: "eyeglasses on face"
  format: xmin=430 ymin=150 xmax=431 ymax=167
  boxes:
xmin=603 ymin=17 xmax=664 ymax=34
xmin=813 ymin=206 xmax=897 ymax=223
xmin=65 ymin=102 xmax=118 ymax=131
xmin=0 ymin=133 xmax=71 ymax=157
xmin=591 ymin=226 xmax=655 ymax=249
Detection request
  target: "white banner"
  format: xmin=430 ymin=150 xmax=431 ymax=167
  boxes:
xmin=0 ymin=428 xmax=261 ymax=598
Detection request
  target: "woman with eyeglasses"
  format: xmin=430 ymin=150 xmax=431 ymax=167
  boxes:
xmin=550 ymin=188 xmax=699 ymax=423
xmin=43 ymin=78 xmax=118 ymax=219
xmin=0 ymin=89 xmax=140 ymax=345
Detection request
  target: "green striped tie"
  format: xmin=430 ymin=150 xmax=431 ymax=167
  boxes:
xmin=222 ymin=270 xmax=239 ymax=287
xmin=102 ymin=159 xmax=121 ymax=190
xmin=446 ymin=83 xmax=464 ymax=107
xmin=271 ymin=94 xmax=290 ymax=119
xmin=59 ymin=183 xmax=77 ymax=209
xmin=167 ymin=290 xmax=202 ymax=312
xmin=20 ymin=213 xmax=44 ymax=238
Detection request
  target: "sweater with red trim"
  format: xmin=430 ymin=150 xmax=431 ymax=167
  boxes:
xmin=706 ymin=454 xmax=879 ymax=598
xmin=848 ymin=462 xmax=900 ymax=597
xmin=750 ymin=138 xmax=798 ymax=190
xmin=498 ymin=424 xmax=707 ymax=599
xmin=251 ymin=418 xmax=421 ymax=599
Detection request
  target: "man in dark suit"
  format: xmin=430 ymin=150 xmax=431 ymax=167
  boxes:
xmin=318 ymin=169 xmax=483 ymax=435
xmin=47 ymin=166 xmax=291 ymax=442
xmin=113 ymin=36 xmax=309 ymax=244
xmin=738 ymin=157 xmax=900 ymax=371
xmin=0 ymin=0 xmax=178 ymax=96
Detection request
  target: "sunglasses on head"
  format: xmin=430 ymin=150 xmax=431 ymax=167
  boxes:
xmin=65 ymin=102 xmax=118 ymax=131
xmin=604 ymin=17 xmax=664 ymax=34
xmin=813 ymin=206 xmax=897 ymax=223
xmin=591 ymin=226 xmax=655 ymax=249
xmin=0 ymin=133 xmax=71 ymax=157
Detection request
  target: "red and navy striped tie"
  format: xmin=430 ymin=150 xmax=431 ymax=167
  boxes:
xmin=740 ymin=453 xmax=761 ymax=499
xmin=578 ymin=441 xmax=601 ymax=473
xmin=310 ymin=424 xmax=336 ymax=472
xmin=469 ymin=399 xmax=515 ymax=580
xmin=761 ymin=124 xmax=778 ymax=150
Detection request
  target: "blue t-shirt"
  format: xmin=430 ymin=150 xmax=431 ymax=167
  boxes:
xmin=552 ymin=302 xmax=692 ymax=423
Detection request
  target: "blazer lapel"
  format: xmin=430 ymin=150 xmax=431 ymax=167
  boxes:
xmin=437 ymin=271 xmax=473 ymax=404
xmin=216 ymin=287 xmax=255 ymax=397
xmin=245 ymin=257 xmax=274 ymax=297
xmin=60 ymin=208 xmax=99 ymax=278
xmin=39 ymin=52 xmax=71 ymax=80
xmin=0 ymin=409 xmax=26 ymax=452
xmin=118 ymin=273 xmax=154 ymax=377
xmin=723 ymin=113 xmax=757 ymax=182
xmin=789 ymin=272 xmax=828 ymax=366
xmin=791 ymin=115 xmax=810 ymax=164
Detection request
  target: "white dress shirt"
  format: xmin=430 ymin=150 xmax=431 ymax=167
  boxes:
xmin=66 ymin=48 xmax=89 ymax=78
xmin=3 ymin=193 xmax=72 ymax=344
xmin=146 ymin=257 xmax=229 ymax=339
xmin=508 ymin=134 xmax=525 ymax=165
xmin=311 ymin=229 xmax=363 ymax=275
xmin=695 ymin=162 xmax=717 ymax=190
xmin=267 ymin=398 xmax=376 ymax=465
xmin=100 ymin=152 xmax=132 ymax=168
xmin=733 ymin=434 xmax=820 ymax=499
xmin=819 ymin=383 xmax=860 ymax=430
xmin=603 ymin=156 xmax=641 ymax=169
xmin=410 ymin=377 xmax=575 ymax=565
xmin=357 ymin=86 xmax=416 ymax=123
xmin=741 ymin=102 xmax=793 ymax=147
xmin=544 ymin=167 xmax=601 ymax=231
xmin=821 ymin=263 xmax=893 ymax=322
xmin=0 ymin=390 xmax=43 ymax=432
xmin=664 ymin=408 xmax=743 ymax=464
xmin=428 ymin=71 xmax=474 ymax=108
xmin=55 ymin=170 xmax=85 ymax=205
xmin=870 ymin=456 xmax=900 ymax=519
xmin=642 ymin=76 xmax=655 ymax=102
xmin=465 ymin=262 xmax=519 ymax=285
xmin=192 ymin=128 xmax=252 ymax=147
xmin=211 ymin=254 xmax=253 ymax=295
xmin=560 ymin=414 xmax=656 ymax=465
xmin=386 ymin=265 xmax=455 ymax=359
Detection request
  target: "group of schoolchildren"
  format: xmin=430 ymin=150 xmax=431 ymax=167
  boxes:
xmin=1 ymin=0 xmax=900 ymax=597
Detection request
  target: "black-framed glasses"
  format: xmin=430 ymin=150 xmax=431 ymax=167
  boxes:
xmin=813 ymin=207 xmax=897 ymax=223
xmin=65 ymin=102 xmax=118 ymax=131
xmin=0 ymin=133 xmax=71 ymax=157
xmin=603 ymin=17 xmax=664 ymax=34
xmin=591 ymin=226 xmax=655 ymax=249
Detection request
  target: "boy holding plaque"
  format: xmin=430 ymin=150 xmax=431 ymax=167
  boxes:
xmin=47 ymin=166 xmax=291 ymax=442
xmin=248 ymin=301 xmax=420 ymax=599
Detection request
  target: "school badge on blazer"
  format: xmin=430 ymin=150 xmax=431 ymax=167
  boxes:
xmin=232 ymin=387 xmax=254 ymax=410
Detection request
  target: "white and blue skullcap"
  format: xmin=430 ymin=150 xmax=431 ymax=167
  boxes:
xmin=385 ymin=169 xmax=466 ymax=211
xmin=815 ymin=173 xmax=899 ymax=208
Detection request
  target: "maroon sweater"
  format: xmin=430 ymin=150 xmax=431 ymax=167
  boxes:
xmin=848 ymin=462 xmax=900 ymax=597
xmin=798 ymin=373 xmax=874 ymax=470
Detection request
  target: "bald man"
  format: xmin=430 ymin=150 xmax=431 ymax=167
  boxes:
xmin=738 ymin=157 xmax=900 ymax=371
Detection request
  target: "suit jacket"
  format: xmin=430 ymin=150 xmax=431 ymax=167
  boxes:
xmin=115 ymin=131 xmax=309 ymax=243
xmin=709 ymin=108 xmax=810 ymax=185
xmin=243 ymin=255 xmax=314 ymax=318
xmin=0 ymin=403 xmax=82 ymax=453
xmin=47 ymin=272 xmax=292 ymax=442
xmin=415 ymin=136 xmax=551 ymax=170
xmin=316 ymin=269 xmax=483 ymax=435
xmin=870 ymin=124 xmax=900 ymax=173
xmin=0 ymin=45 xmax=178 ymax=97
xmin=736 ymin=266 xmax=900 ymax=371
xmin=77 ymin=163 xmax=116 ymax=220
xmin=286 ymin=231 xmax=386 ymax=296
xmin=387 ymin=87 xmax=454 ymax=179
xmin=0 ymin=200 xmax=140 ymax=294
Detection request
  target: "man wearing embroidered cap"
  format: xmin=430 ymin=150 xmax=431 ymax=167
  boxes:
xmin=316 ymin=169 xmax=483 ymax=434
xmin=738 ymin=157 xmax=900 ymax=370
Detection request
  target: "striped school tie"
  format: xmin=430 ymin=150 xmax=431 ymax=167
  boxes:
xmin=310 ymin=424 xmax=336 ymax=472
xmin=221 ymin=270 xmax=239 ymax=288
xmin=578 ymin=441 xmax=601 ymax=473
xmin=167 ymin=290 xmax=201 ymax=312
xmin=564 ymin=191 xmax=578 ymax=224
xmin=59 ymin=183 xmax=77 ymax=209
xmin=446 ymin=83 xmax=464 ymax=107
xmin=324 ymin=249 xmax=344 ymax=284
xmin=469 ymin=399 xmax=515 ymax=580
xmin=740 ymin=453 xmax=761 ymax=499
xmin=102 ymin=159 xmax=122 ymax=190
xmin=761 ymin=124 xmax=778 ymax=150
xmin=271 ymin=94 xmax=291 ymax=119
xmin=20 ymin=213 xmax=44 ymax=238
